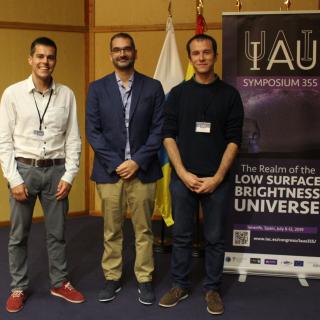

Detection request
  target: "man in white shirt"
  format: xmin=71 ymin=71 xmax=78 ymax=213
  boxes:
xmin=0 ymin=37 xmax=84 ymax=313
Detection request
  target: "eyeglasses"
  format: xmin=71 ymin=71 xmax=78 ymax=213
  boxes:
xmin=111 ymin=46 xmax=134 ymax=54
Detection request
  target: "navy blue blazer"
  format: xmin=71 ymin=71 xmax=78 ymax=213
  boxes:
xmin=86 ymin=71 xmax=165 ymax=183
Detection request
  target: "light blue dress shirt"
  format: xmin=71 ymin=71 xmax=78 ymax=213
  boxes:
xmin=115 ymin=72 xmax=134 ymax=160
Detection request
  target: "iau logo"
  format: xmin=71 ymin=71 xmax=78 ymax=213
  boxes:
xmin=245 ymin=30 xmax=317 ymax=71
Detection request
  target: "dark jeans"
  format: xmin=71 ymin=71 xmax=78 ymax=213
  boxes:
xmin=170 ymin=172 xmax=230 ymax=291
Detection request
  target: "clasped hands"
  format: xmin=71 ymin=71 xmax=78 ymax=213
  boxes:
xmin=179 ymin=170 xmax=224 ymax=194
xmin=116 ymin=159 xmax=139 ymax=180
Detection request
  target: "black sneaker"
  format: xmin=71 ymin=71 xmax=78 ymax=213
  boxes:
xmin=98 ymin=280 xmax=121 ymax=302
xmin=138 ymin=282 xmax=155 ymax=305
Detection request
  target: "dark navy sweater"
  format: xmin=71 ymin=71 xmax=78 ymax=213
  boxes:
xmin=163 ymin=77 xmax=244 ymax=176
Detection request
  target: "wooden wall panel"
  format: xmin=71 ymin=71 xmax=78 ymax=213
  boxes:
xmin=95 ymin=0 xmax=319 ymax=26
xmin=0 ymin=0 xmax=84 ymax=26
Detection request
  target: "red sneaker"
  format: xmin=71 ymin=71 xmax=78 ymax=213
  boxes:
xmin=50 ymin=281 xmax=85 ymax=303
xmin=6 ymin=290 xmax=27 ymax=313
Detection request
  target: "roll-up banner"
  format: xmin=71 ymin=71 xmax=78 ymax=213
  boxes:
xmin=222 ymin=11 xmax=320 ymax=278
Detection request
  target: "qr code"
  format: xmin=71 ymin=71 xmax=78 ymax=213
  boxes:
xmin=233 ymin=230 xmax=250 ymax=247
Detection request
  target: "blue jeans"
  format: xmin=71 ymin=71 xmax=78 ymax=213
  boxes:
xmin=170 ymin=172 xmax=230 ymax=291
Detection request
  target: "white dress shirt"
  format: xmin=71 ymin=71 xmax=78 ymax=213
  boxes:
xmin=0 ymin=75 xmax=81 ymax=188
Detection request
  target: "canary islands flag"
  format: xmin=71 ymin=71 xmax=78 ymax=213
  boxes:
xmin=154 ymin=16 xmax=184 ymax=226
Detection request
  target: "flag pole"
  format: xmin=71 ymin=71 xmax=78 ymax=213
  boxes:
xmin=280 ymin=0 xmax=292 ymax=11
xmin=284 ymin=0 xmax=292 ymax=10
xmin=192 ymin=0 xmax=207 ymax=258
xmin=168 ymin=0 xmax=172 ymax=17
xmin=235 ymin=1 xmax=243 ymax=12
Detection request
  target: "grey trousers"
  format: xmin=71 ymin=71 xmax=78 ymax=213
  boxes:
xmin=8 ymin=161 xmax=69 ymax=290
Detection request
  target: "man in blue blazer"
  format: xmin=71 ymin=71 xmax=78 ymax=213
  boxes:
xmin=86 ymin=33 xmax=164 ymax=305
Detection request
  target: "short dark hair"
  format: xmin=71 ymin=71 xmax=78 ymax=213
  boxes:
xmin=110 ymin=32 xmax=136 ymax=51
xmin=30 ymin=37 xmax=57 ymax=56
xmin=186 ymin=34 xmax=217 ymax=57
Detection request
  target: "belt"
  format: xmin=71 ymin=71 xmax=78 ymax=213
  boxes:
xmin=16 ymin=157 xmax=65 ymax=167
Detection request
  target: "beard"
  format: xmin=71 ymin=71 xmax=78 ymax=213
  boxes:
xmin=112 ymin=56 xmax=135 ymax=70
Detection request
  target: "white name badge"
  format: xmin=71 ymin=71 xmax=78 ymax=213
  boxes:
xmin=195 ymin=122 xmax=211 ymax=133
xmin=33 ymin=129 xmax=44 ymax=136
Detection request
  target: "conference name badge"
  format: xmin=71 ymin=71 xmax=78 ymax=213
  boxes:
xmin=195 ymin=122 xmax=211 ymax=133
xmin=33 ymin=129 xmax=44 ymax=136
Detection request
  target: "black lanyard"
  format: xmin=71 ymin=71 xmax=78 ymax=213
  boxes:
xmin=32 ymin=89 xmax=53 ymax=131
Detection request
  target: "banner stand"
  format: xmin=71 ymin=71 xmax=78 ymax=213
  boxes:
xmin=222 ymin=11 xmax=320 ymax=280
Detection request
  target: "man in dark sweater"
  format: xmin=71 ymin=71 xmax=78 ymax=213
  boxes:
xmin=158 ymin=34 xmax=244 ymax=315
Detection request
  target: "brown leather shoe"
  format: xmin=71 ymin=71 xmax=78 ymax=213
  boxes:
xmin=158 ymin=287 xmax=189 ymax=307
xmin=205 ymin=290 xmax=224 ymax=315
